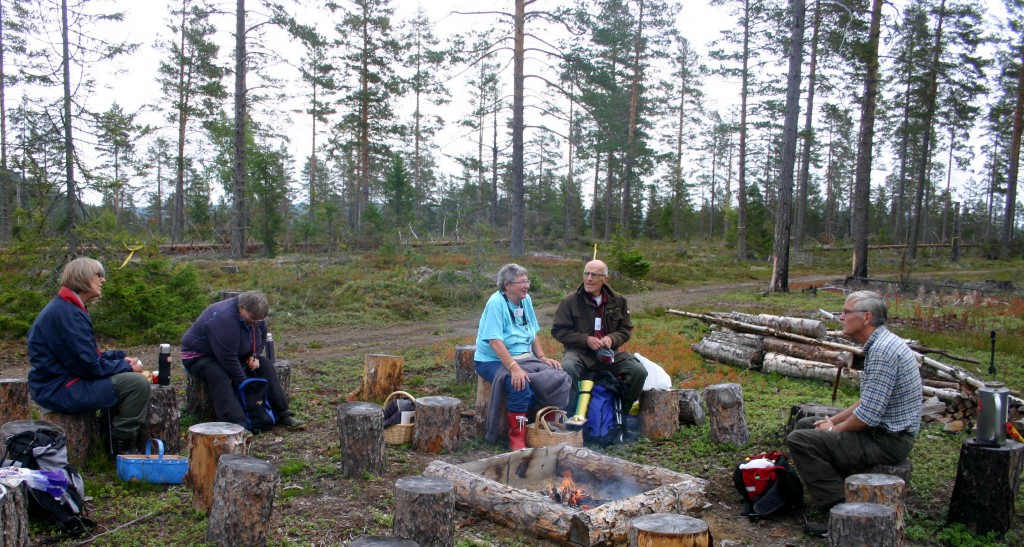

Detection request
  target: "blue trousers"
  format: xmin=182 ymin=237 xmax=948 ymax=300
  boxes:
xmin=475 ymin=360 xmax=533 ymax=412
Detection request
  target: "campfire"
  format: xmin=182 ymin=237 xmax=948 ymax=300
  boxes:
xmin=545 ymin=471 xmax=608 ymax=509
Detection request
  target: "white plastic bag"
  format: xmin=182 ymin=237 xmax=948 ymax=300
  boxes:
xmin=635 ymin=352 xmax=672 ymax=390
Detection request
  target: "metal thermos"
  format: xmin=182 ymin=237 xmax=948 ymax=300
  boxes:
xmin=266 ymin=333 xmax=276 ymax=363
xmin=158 ymin=343 xmax=171 ymax=386
xmin=976 ymin=381 xmax=1009 ymax=446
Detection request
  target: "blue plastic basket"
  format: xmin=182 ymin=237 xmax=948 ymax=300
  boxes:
xmin=116 ymin=439 xmax=188 ymax=484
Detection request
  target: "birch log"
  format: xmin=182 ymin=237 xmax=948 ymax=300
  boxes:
xmin=719 ymin=312 xmax=827 ymax=338
xmin=690 ymin=339 xmax=763 ymax=369
xmin=762 ymin=353 xmax=862 ymax=385
xmin=704 ymin=330 xmax=765 ymax=350
xmin=762 ymin=337 xmax=853 ymax=368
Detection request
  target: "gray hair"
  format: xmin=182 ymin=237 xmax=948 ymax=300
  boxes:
xmin=238 ymin=290 xmax=269 ymax=320
xmin=497 ymin=263 xmax=528 ymax=291
xmin=61 ymin=257 xmax=104 ymax=293
xmin=846 ymin=290 xmax=887 ymax=326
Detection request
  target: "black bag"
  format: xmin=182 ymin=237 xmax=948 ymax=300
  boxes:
xmin=238 ymin=378 xmax=276 ymax=433
xmin=732 ymin=451 xmax=804 ymax=521
xmin=2 ymin=427 xmax=95 ymax=536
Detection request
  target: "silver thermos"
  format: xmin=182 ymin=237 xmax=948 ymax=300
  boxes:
xmin=976 ymin=381 xmax=1009 ymax=446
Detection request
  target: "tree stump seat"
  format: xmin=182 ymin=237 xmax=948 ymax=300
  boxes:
xmin=474 ymin=375 xmax=507 ymax=440
xmin=0 ymin=379 xmax=31 ymax=425
xmin=206 ymin=455 xmax=278 ymax=546
xmin=627 ymin=513 xmax=712 ymax=546
xmin=640 ymin=389 xmax=679 ymax=440
xmin=413 ymin=396 xmax=461 ymax=454
xmin=829 ymin=502 xmax=898 ymax=546
xmin=184 ymin=361 xmax=290 ymax=424
xmin=705 ymin=383 xmax=748 ymax=445
xmin=184 ymin=422 xmax=250 ymax=513
xmin=393 ymin=475 xmax=454 ymax=547
xmin=141 ymin=385 xmax=181 ymax=453
xmin=38 ymin=409 xmax=99 ymax=468
xmin=947 ymin=438 xmax=1024 ymax=535
xmin=336 ymin=402 xmax=385 ymax=477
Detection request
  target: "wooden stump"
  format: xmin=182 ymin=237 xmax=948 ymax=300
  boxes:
xmin=677 ymin=389 xmax=705 ymax=427
xmin=413 ymin=396 xmax=461 ymax=454
xmin=704 ymin=383 xmax=748 ymax=445
xmin=627 ymin=513 xmax=711 ymax=547
xmin=785 ymin=403 xmax=843 ymax=436
xmin=274 ymin=360 xmax=291 ymax=408
xmin=865 ymin=459 xmax=913 ymax=485
xmin=184 ymin=422 xmax=250 ymax=513
xmin=336 ymin=402 xmax=385 ymax=477
xmin=140 ymin=385 xmax=181 ymax=453
xmin=393 ymin=475 xmax=455 ymax=547
xmin=350 ymin=537 xmax=418 ymax=546
xmin=206 ymin=455 xmax=278 ymax=547
xmin=946 ymin=438 xmax=1024 ymax=535
xmin=0 ymin=379 xmax=30 ymax=425
xmin=454 ymin=345 xmax=476 ymax=384
xmin=184 ymin=373 xmax=218 ymax=422
xmin=845 ymin=473 xmax=905 ymax=541
xmin=474 ymin=376 xmax=506 ymax=440
xmin=0 ymin=481 xmax=29 ymax=546
xmin=640 ymin=389 xmax=679 ymax=440
xmin=361 ymin=354 xmax=405 ymax=403
xmin=40 ymin=410 xmax=98 ymax=468
xmin=828 ymin=502 xmax=897 ymax=547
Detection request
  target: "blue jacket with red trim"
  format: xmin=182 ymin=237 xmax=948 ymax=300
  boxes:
xmin=27 ymin=295 xmax=132 ymax=413
xmin=180 ymin=297 xmax=266 ymax=386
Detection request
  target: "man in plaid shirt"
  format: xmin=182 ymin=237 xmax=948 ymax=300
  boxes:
xmin=787 ymin=290 xmax=922 ymax=512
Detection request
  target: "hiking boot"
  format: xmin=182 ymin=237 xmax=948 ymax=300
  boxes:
xmin=279 ymin=415 xmax=306 ymax=428
xmin=803 ymin=521 xmax=829 ymax=538
xmin=111 ymin=437 xmax=141 ymax=456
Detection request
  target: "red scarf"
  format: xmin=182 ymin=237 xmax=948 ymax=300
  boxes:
xmin=58 ymin=286 xmax=88 ymax=313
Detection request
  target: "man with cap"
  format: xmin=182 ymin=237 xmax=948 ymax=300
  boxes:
xmin=552 ymin=260 xmax=648 ymax=415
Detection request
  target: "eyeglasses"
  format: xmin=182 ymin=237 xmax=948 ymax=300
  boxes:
xmin=95 ymin=272 xmax=106 ymax=279
xmin=583 ymin=272 xmax=606 ymax=278
xmin=509 ymin=279 xmax=531 ymax=286
xmin=839 ymin=309 xmax=868 ymax=317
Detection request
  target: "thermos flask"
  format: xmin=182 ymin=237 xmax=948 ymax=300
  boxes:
xmin=266 ymin=333 xmax=276 ymax=363
xmin=158 ymin=343 xmax=171 ymax=386
xmin=976 ymin=381 xmax=1009 ymax=446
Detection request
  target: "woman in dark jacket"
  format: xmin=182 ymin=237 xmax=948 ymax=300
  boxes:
xmin=27 ymin=257 xmax=152 ymax=455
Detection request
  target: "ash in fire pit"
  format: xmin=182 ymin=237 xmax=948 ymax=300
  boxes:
xmin=424 ymin=444 xmax=708 ymax=546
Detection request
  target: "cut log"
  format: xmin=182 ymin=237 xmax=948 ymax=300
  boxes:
xmin=762 ymin=352 xmax=862 ymax=386
xmin=362 ymin=354 xmax=405 ymax=403
xmin=274 ymin=360 xmax=291 ymax=408
xmin=0 ymin=379 xmax=30 ymax=425
xmin=349 ymin=537 xmax=418 ymax=546
xmin=921 ymin=385 xmax=959 ymax=402
xmin=828 ymin=502 xmax=897 ymax=547
xmin=864 ymin=460 xmax=913 ymax=485
xmin=677 ymin=389 xmax=705 ymax=427
xmin=627 ymin=513 xmax=711 ymax=546
xmin=474 ymin=376 xmax=506 ymax=440
xmin=206 ymin=455 xmax=278 ymax=547
xmin=947 ymin=438 xmax=1024 ymax=535
xmin=785 ymin=404 xmax=843 ymax=436
xmin=40 ymin=410 xmax=98 ymax=468
xmin=845 ymin=473 xmax=906 ymax=542
xmin=704 ymin=383 xmax=748 ymax=446
xmin=0 ymin=481 xmax=28 ymax=546
xmin=454 ymin=345 xmax=476 ymax=384
xmin=690 ymin=339 xmax=763 ymax=369
xmin=568 ymin=481 xmax=710 ymax=547
xmin=719 ymin=312 xmax=827 ymax=338
xmin=762 ymin=337 xmax=853 ymax=368
xmin=140 ymin=385 xmax=181 ymax=454
xmin=413 ymin=396 xmax=461 ymax=454
xmin=184 ymin=372 xmax=217 ymax=422
xmin=336 ymin=402 xmax=385 ymax=477
xmin=184 ymin=422 xmax=250 ymax=513
xmin=704 ymin=330 xmax=765 ymax=350
xmin=639 ymin=390 xmax=678 ymax=440
xmin=393 ymin=475 xmax=455 ymax=547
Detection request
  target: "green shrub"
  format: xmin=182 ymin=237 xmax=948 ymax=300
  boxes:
xmin=609 ymin=234 xmax=651 ymax=280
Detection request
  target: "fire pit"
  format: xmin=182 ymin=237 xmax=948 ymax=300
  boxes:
xmin=424 ymin=444 xmax=708 ymax=546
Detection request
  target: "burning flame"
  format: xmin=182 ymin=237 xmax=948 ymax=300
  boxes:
xmin=546 ymin=471 xmax=594 ymax=509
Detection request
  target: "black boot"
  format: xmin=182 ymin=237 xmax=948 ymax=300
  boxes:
xmin=110 ymin=436 xmax=141 ymax=457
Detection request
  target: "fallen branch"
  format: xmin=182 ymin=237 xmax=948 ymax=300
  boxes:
xmin=907 ymin=343 xmax=980 ymax=365
xmin=75 ymin=511 xmax=156 ymax=546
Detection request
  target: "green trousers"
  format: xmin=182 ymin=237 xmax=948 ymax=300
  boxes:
xmin=109 ymin=373 xmax=151 ymax=441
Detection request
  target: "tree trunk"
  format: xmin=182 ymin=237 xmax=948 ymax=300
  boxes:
xmin=828 ymin=502 xmax=898 ymax=546
xmin=690 ymin=338 xmax=764 ymax=369
xmin=639 ymin=389 xmax=678 ymax=440
xmin=454 ymin=345 xmax=476 ymax=384
xmin=677 ymin=389 xmax=706 ymax=427
xmin=947 ymin=438 xmax=1024 ymax=535
xmin=392 ymin=476 xmax=455 ymax=547
xmin=704 ymin=383 xmax=748 ymax=445
xmin=762 ymin=352 xmax=862 ymax=385
xmin=0 ymin=5 xmax=9 ymax=243
xmin=413 ymin=396 xmax=461 ymax=454
xmin=141 ymin=385 xmax=181 ymax=454
xmin=206 ymin=455 xmax=278 ymax=547
xmin=510 ymin=0 xmax=526 ymax=255
xmin=360 ymin=354 xmax=404 ymax=403
xmin=844 ymin=473 xmax=906 ymax=542
xmin=1002 ymin=35 xmax=1024 ymax=258
xmin=41 ymin=410 xmax=98 ymax=469
xmin=336 ymin=401 xmax=386 ymax=477
xmin=794 ymin=2 xmax=821 ymax=252
xmin=736 ymin=0 xmax=751 ymax=260
xmin=61 ymin=0 xmax=78 ymax=256
xmin=185 ymin=422 xmax=250 ymax=513
xmin=620 ymin=0 xmax=645 ymax=234
xmin=230 ymin=0 xmax=247 ymax=258
xmin=851 ymin=0 xmax=884 ymax=278
xmin=762 ymin=337 xmax=853 ymax=368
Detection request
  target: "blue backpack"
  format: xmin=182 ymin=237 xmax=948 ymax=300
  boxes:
xmin=584 ymin=383 xmax=625 ymax=446
xmin=237 ymin=378 xmax=276 ymax=433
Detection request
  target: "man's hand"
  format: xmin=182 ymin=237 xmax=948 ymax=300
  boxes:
xmin=814 ymin=416 xmax=835 ymax=431
xmin=586 ymin=336 xmax=613 ymax=351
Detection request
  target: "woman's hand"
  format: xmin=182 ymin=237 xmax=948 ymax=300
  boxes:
xmin=126 ymin=357 xmax=144 ymax=373
xmin=509 ymin=363 xmax=529 ymax=391
xmin=540 ymin=357 xmax=562 ymax=370
xmin=247 ymin=356 xmax=260 ymax=371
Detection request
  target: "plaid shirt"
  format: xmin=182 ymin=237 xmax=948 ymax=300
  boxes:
xmin=853 ymin=326 xmax=922 ymax=434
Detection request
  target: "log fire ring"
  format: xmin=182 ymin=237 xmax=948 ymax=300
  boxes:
xmin=424 ymin=444 xmax=708 ymax=546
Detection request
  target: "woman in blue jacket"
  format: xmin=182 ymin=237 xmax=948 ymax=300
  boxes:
xmin=27 ymin=257 xmax=152 ymax=455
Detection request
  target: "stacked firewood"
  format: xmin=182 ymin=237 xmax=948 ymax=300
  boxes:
xmin=670 ymin=309 xmax=1022 ymax=432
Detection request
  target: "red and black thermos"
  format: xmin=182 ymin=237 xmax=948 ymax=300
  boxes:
xmin=158 ymin=343 xmax=171 ymax=386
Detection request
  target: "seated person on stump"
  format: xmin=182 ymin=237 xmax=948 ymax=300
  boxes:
xmin=474 ymin=263 xmax=571 ymax=450
xmin=27 ymin=257 xmax=152 ymax=456
xmin=181 ymin=290 xmax=304 ymax=431
xmin=787 ymin=290 xmax=921 ymax=514
xmin=552 ymin=260 xmax=647 ymax=416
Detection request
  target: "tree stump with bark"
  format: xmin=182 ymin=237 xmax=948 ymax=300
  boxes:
xmin=677 ymin=389 xmax=705 ymax=427
xmin=785 ymin=404 xmax=843 ymax=436
xmin=336 ymin=402 xmax=385 ymax=477
xmin=205 ymin=455 xmax=278 ymax=547
xmin=864 ymin=459 xmax=912 ymax=485
xmin=393 ymin=475 xmax=455 ymax=547
xmin=454 ymin=345 xmax=476 ymax=384
xmin=140 ymin=385 xmax=181 ymax=453
xmin=0 ymin=480 xmax=28 ymax=546
xmin=704 ymin=383 xmax=748 ymax=445
xmin=184 ymin=422 xmax=250 ymax=513
xmin=845 ymin=473 xmax=906 ymax=542
xmin=351 ymin=354 xmax=404 ymax=403
xmin=946 ymin=438 xmax=1024 ymax=535
xmin=40 ymin=410 xmax=98 ymax=468
xmin=640 ymin=389 xmax=679 ymax=440
xmin=474 ymin=376 xmax=506 ymax=440
xmin=274 ymin=360 xmax=290 ymax=407
xmin=184 ymin=373 xmax=217 ymax=422
xmin=627 ymin=513 xmax=711 ymax=546
xmin=828 ymin=502 xmax=897 ymax=547
xmin=413 ymin=396 xmax=461 ymax=454
xmin=0 ymin=379 xmax=30 ymax=425
xmin=349 ymin=537 xmax=418 ymax=546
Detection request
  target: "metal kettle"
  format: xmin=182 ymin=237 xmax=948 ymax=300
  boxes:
xmin=976 ymin=381 xmax=1009 ymax=446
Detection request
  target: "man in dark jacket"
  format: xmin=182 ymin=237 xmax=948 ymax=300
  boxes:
xmin=552 ymin=260 xmax=647 ymax=415
xmin=181 ymin=291 xmax=303 ymax=431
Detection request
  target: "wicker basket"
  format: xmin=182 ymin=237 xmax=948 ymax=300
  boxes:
xmin=383 ymin=391 xmax=416 ymax=445
xmin=526 ymin=406 xmax=583 ymax=448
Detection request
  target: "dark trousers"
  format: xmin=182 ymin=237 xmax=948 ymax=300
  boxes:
xmin=561 ymin=349 xmax=648 ymax=413
xmin=786 ymin=416 xmax=915 ymax=506
xmin=184 ymin=355 xmax=291 ymax=428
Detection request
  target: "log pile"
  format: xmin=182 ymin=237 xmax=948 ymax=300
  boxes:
xmin=671 ymin=309 xmax=1023 ymax=431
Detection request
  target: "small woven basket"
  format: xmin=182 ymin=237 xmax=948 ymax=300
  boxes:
xmin=526 ymin=406 xmax=583 ymax=448
xmin=383 ymin=391 xmax=416 ymax=445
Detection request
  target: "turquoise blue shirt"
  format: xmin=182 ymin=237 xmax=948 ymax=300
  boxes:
xmin=474 ymin=291 xmax=540 ymax=362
